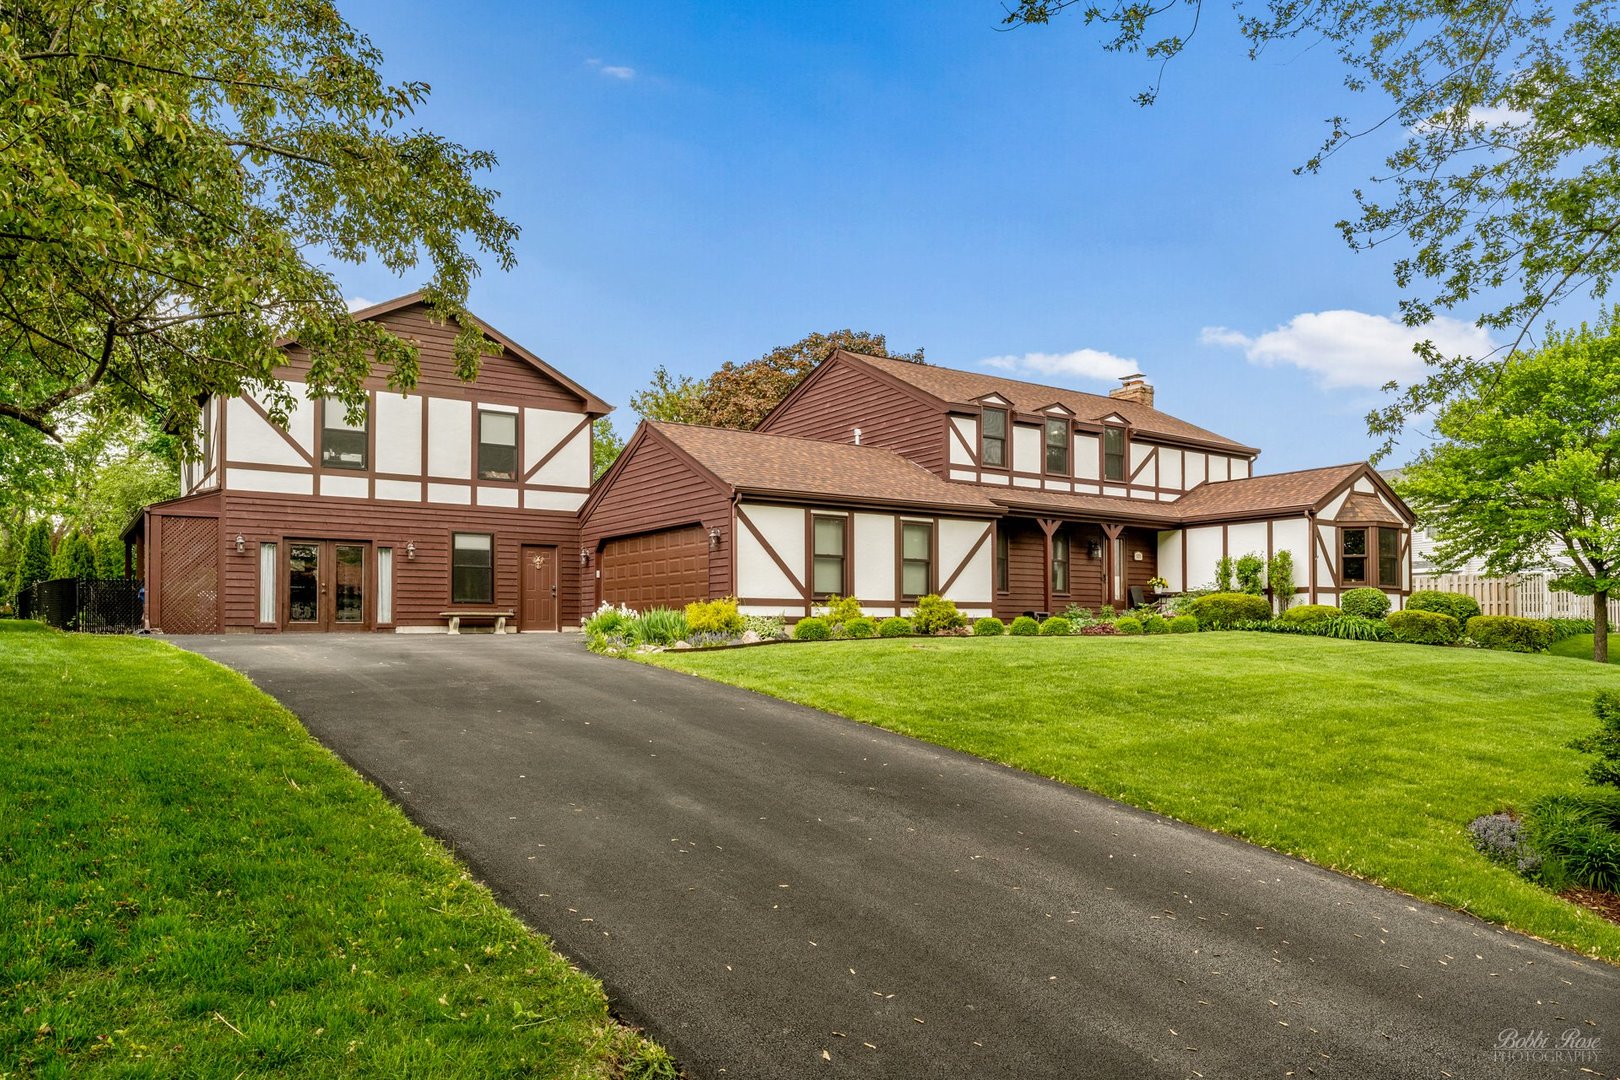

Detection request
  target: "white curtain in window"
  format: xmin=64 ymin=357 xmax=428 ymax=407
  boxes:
xmin=258 ymin=542 xmax=277 ymax=624
xmin=377 ymin=546 xmax=394 ymax=624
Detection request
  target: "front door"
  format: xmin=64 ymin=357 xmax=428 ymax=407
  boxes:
xmin=519 ymin=545 xmax=559 ymax=631
xmin=286 ymin=540 xmax=369 ymax=630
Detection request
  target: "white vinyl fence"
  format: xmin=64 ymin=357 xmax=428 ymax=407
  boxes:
xmin=1413 ymin=571 xmax=1620 ymax=623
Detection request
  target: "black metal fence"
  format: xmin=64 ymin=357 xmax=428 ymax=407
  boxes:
xmin=18 ymin=577 xmax=143 ymax=633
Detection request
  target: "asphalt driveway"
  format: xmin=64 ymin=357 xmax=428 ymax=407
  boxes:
xmin=171 ymin=633 xmax=1617 ymax=1078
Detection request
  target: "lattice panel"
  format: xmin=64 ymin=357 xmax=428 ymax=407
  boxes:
xmin=160 ymin=516 xmax=219 ymax=633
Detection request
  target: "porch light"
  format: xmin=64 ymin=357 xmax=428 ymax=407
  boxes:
xmin=579 ymin=547 xmax=590 ymax=566
xmin=405 ymin=540 xmax=416 ymax=561
xmin=234 ymin=533 xmax=245 ymax=553
xmin=708 ymin=526 xmax=722 ymax=549
xmin=1087 ymin=540 xmax=1102 ymax=560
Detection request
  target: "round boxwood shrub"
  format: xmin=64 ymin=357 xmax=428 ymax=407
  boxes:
xmin=1009 ymin=615 xmax=1040 ymax=637
xmin=1386 ymin=608 xmax=1460 ymax=645
xmin=1142 ymin=614 xmax=1170 ymax=634
xmin=1168 ymin=614 xmax=1197 ymax=634
xmin=878 ymin=616 xmax=914 ymax=638
xmin=793 ymin=616 xmax=830 ymax=641
xmin=1406 ymin=589 xmax=1482 ymax=625
xmin=973 ymin=616 xmax=1006 ymax=636
xmin=1466 ymin=614 xmax=1554 ymax=653
xmin=1187 ymin=591 xmax=1272 ymax=629
xmin=843 ymin=615 xmax=877 ymax=639
xmin=1279 ymin=603 xmax=1338 ymax=624
xmin=910 ymin=594 xmax=967 ymax=635
xmin=1039 ymin=616 xmax=1072 ymax=636
xmin=1115 ymin=616 xmax=1144 ymax=635
xmin=1339 ymin=587 xmax=1391 ymax=619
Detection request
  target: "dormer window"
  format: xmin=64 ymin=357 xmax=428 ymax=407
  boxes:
xmin=322 ymin=397 xmax=368 ymax=470
xmin=1044 ymin=418 xmax=1070 ymax=475
xmin=1103 ymin=426 xmax=1126 ymax=482
xmin=981 ymin=408 xmax=1007 ymax=468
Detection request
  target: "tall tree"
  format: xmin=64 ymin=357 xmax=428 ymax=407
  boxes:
xmin=1003 ymin=1 xmax=1620 ymax=448
xmin=630 ymin=330 xmax=923 ymax=430
xmin=1399 ymin=314 xmax=1620 ymax=662
xmin=1 ymin=0 xmax=518 ymax=443
xmin=592 ymin=417 xmax=625 ymax=480
xmin=14 ymin=519 xmax=53 ymax=600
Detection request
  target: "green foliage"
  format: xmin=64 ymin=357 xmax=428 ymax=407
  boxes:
xmin=632 ymin=608 xmax=689 ymax=647
xmin=1039 ymin=616 xmax=1072 ymax=637
xmin=1008 ymin=615 xmax=1040 ymax=637
xmin=1280 ymin=604 xmax=1339 ymax=624
xmin=1115 ymin=616 xmax=1144 ymax=635
xmin=1551 ymin=618 xmax=1597 ymax=642
xmin=973 ymin=617 xmax=1006 ymax=637
xmin=592 ymin=418 xmax=624 ymax=481
xmin=51 ymin=531 xmax=95 ymax=579
xmin=742 ymin=614 xmax=787 ymax=640
xmin=1527 ymin=793 xmax=1620 ymax=893
xmin=92 ymin=533 xmax=127 ymax=578
xmin=1385 ymin=609 xmax=1461 ymax=646
xmin=910 ymin=594 xmax=967 ymax=635
xmin=1266 ymin=550 xmax=1295 ymax=612
xmin=1339 ymin=587 xmax=1391 ymax=619
xmin=1466 ymin=615 xmax=1554 ymax=653
xmin=1406 ymin=590 xmax=1482 ymax=625
xmin=14 ymin=520 xmax=52 ymax=596
xmin=0 ymin=2 xmax=519 ymax=442
xmin=821 ymin=595 xmax=865 ymax=624
xmin=877 ymin=616 xmax=914 ymax=638
xmin=1168 ymin=615 xmax=1197 ymax=634
xmin=793 ymin=617 xmax=831 ymax=641
xmin=1214 ymin=555 xmax=1235 ymax=593
xmin=1142 ymin=614 xmax=1170 ymax=634
xmin=1569 ymin=691 xmax=1620 ymax=791
xmin=1234 ymin=552 xmax=1265 ymax=596
xmin=685 ymin=597 xmax=744 ymax=636
xmin=1187 ymin=592 xmax=1272 ymax=629
xmin=843 ymin=616 xmax=878 ymax=639
xmin=584 ymin=602 xmax=637 ymax=638
xmin=1314 ymin=615 xmax=1392 ymax=641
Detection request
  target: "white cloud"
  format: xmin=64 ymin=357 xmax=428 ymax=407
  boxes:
xmin=1200 ymin=310 xmax=1496 ymax=389
xmin=345 ymin=296 xmax=376 ymax=312
xmin=586 ymin=59 xmax=636 ymax=80
xmin=981 ymin=348 xmax=1141 ymax=384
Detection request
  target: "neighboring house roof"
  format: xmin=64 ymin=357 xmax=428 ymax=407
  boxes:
xmin=647 ymin=422 xmax=1003 ymax=514
xmin=831 ymin=350 xmax=1258 ymax=454
xmin=1169 ymin=463 xmax=1367 ymax=521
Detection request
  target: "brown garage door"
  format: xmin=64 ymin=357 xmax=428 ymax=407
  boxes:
xmin=600 ymin=525 xmax=709 ymax=610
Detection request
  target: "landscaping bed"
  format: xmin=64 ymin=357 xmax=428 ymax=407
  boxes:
xmin=0 ymin=621 xmax=673 ymax=1077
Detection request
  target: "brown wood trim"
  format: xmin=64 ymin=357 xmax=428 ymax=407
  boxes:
xmin=939 ymin=522 xmax=995 ymax=596
xmin=521 ymin=413 xmax=593 ymax=482
xmin=242 ymin=393 xmax=316 ymax=467
xmin=806 ymin=511 xmax=853 ymax=601
xmin=735 ymin=505 xmax=808 ymax=600
xmin=1313 ymin=524 xmax=1336 ymax=586
xmin=1128 ymin=442 xmax=1156 ymax=482
xmin=1307 ymin=512 xmax=1318 ymax=601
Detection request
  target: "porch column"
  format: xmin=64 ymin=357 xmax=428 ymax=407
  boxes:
xmin=1101 ymin=523 xmax=1125 ymax=607
xmin=1037 ymin=517 xmax=1061 ymax=615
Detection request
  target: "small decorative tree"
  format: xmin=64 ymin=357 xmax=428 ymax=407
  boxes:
xmin=1214 ymin=555 xmax=1235 ymax=593
xmin=1235 ymin=552 xmax=1266 ymax=595
xmin=1570 ymin=691 xmax=1620 ymax=790
xmin=1267 ymin=550 xmax=1296 ymax=613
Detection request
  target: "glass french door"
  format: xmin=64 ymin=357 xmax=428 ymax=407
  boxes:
xmin=286 ymin=540 xmax=368 ymax=630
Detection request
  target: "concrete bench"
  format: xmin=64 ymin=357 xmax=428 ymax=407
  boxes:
xmin=439 ymin=610 xmax=515 ymax=635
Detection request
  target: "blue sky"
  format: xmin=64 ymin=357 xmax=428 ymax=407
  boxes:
xmin=332 ymin=0 xmax=1515 ymax=471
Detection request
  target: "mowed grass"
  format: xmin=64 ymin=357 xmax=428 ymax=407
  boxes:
xmin=0 ymin=622 xmax=673 ymax=1078
xmin=1552 ymin=634 xmax=1618 ymax=664
xmin=647 ymin=632 xmax=1620 ymax=960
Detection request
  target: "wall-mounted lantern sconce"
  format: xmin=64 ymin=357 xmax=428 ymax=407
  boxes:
xmin=579 ymin=547 xmax=590 ymax=566
xmin=405 ymin=540 xmax=416 ymax=561
xmin=708 ymin=526 xmax=722 ymax=549
xmin=234 ymin=533 xmax=245 ymax=554
xmin=1087 ymin=540 xmax=1102 ymax=560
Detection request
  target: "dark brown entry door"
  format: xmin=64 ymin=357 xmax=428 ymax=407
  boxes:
xmin=286 ymin=540 xmax=369 ymax=630
xmin=519 ymin=545 xmax=559 ymax=631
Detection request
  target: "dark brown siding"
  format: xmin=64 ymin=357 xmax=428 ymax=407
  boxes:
xmin=760 ymin=360 xmax=946 ymax=476
xmin=1123 ymin=527 xmax=1159 ymax=599
xmin=993 ymin=518 xmax=1107 ymax=620
xmin=217 ymin=493 xmax=583 ymax=630
xmin=579 ymin=432 xmax=733 ymax=603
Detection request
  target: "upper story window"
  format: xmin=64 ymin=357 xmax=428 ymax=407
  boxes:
xmin=1103 ymin=426 xmax=1126 ymax=482
xmin=981 ymin=408 xmax=1007 ymax=468
xmin=322 ymin=397 xmax=368 ymax=470
xmin=1044 ymin=418 xmax=1070 ymax=475
xmin=901 ymin=522 xmax=932 ymax=598
xmin=478 ymin=410 xmax=518 ymax=481
xmin=812 ymin=515 xmax=847 ymax=596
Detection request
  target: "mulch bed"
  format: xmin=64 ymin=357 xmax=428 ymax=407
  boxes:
xmin=1561 ymin=886 xmax=1620 ymax=926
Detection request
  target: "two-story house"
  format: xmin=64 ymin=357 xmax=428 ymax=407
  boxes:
xmin=580 ymin=350 xmax=1415 ymax=621
xmin=126 ymin=294 xmax=607 ymax=633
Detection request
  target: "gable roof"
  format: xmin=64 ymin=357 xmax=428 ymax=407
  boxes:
xmin=1168 ymin=463 xmax=1401 ymax=522
xmin=285 ymin=292 xmax=611 ymax=414
xmin=646 ymin=422 xmax=1002 ymax=514
xmin=830 ymin=351 xmax=1257 ymax=454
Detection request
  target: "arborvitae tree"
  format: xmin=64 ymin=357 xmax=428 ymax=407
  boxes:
xmin=15 ymin=519 xmax=53 ymax=597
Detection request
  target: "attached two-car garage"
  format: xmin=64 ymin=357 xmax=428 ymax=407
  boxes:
xmin=598 ymin=525 xmax=711 ymax=610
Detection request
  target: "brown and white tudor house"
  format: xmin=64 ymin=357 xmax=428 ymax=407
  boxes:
xmin=129 ymin=295 xmax=1417 ymax=632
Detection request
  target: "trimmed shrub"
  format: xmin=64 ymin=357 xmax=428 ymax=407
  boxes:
xmin=821 ymin=595 xmax=864 ymax=624
xmin=1267 ymin=550 xmax=1295 ymax=611
xmin=1009 ymin=615 xmax=1040 ymax=637
xmin=1187 ymin=591 xmax=1272 ymax=629
xmin=1235 ymin=552 xmax=1266 ymax=596
xmin=973 ymin=617 xmax=1006 ymax=637
xmin=1340 ymin=587 xmax=1391 ymax=620
xmin=685 ymin=597 xmax=744 ymax=636
xmin=1214 ymin=554 xmax=1234 ymax=593
xmin=1168 ymin=615 xmax=1197 ymax=634
xmin=1115 ymin=616 xmax=1144 ymax=635
xmin=1386 ymin=608 xmax=1461 ymax=645
xmin=1466 ymin=615 xmax=1554 ymax=653
xmin=910 ymin=594 xmax=967 ymax=635
xmin=633 ymin=607 xmax=689 ymax=646
xmin=843 ymin=616 xmax=878 ymax=639
xmin=793 ymin=616 xmax=831 ymax=641
xmin=1142 ymin=614 xmax=1170 ymax=634
xmin=1039 ymin=616 xmax=1072 ymax=637
xmin=1571 ymin=690 xmax=1620 ymax=790
xmin=1280 ymin=604 xmax=1338 ymax=624
xmin=878 ymin=616 xmax=913 ymax=638
xmin=1078 ymin=622 xmax=1119 ymax=635
xmin=1406 ymin=589 xmax=1481 ymax=625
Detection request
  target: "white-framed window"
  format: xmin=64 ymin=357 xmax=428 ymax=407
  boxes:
xmin=377 ymin=546 xmax=394 ymax=624
xmin=258 ymin=542 xmax=277 ymax=624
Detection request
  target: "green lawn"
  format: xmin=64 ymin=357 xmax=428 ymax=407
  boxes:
xmin=1551 ymin=634 xmax=1617 ymax=664
xmin=646 ymin=632 xmax=1620 ymax=960
xmin=0 ymin=622 xmax=673 ymax=1078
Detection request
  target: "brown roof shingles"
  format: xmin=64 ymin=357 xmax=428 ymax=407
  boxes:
xmin=650 ymin=422 xmax=1002 ymax=513
xmin=1168 ymin=464 xmax=1365 ymax=519
xmin=837 ymin=351 xmax=1257 ymax=453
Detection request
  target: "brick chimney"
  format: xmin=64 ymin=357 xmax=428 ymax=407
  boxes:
xmin=1109 ymin=373 xmax=1154 ymax=409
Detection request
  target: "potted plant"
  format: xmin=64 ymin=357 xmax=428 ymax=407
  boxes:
xmin=1147 ymin=575 xmax=1170 ymax=596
